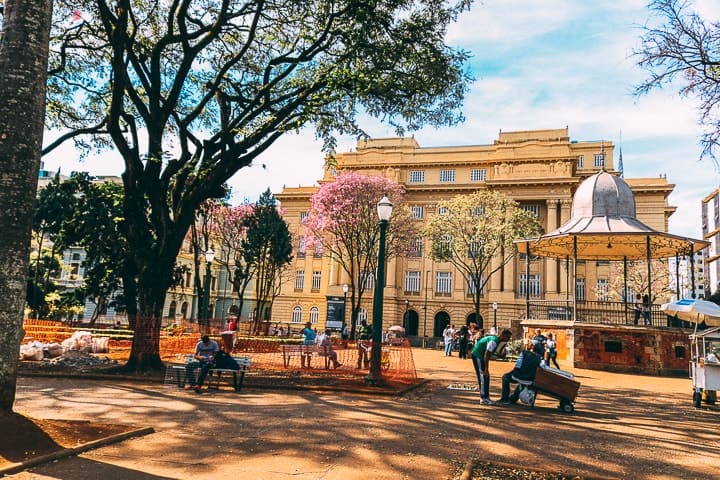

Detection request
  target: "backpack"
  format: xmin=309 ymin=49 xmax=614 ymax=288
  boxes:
xmin=213 ymin=350 xmax=240 ymax=370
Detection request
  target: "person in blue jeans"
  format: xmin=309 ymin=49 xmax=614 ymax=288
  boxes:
xmin=471 ymin=329 xmax=512 ymax=405
xmin=185 ymin=335 xmax=219 ymax=393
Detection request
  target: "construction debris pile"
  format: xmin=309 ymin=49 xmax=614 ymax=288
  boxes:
xmin=19 ymin=331 xmax=114 ymax=368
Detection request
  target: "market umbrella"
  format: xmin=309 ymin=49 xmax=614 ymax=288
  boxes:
xmin=660 ymin=299 xmax=720 ymax=327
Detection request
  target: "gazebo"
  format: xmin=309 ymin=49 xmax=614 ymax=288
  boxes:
xmin=514 ymin=169 xmax=708 ymax=373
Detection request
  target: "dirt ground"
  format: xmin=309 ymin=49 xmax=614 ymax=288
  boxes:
xmin=4 ymin=348 xmax=720 ymax=480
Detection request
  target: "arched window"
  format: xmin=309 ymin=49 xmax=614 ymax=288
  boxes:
xmin=291 ymin=306 xmax=303 ymax=323
xmin=168 ymin=301 xmax=177 ymax=318
xmin=309 ymin=306 xmax=319 ymax=324
xmin=358 ymin=307 xmax=368 ymax=323
xmin=181 ymin=302 xmax=188 ymax=319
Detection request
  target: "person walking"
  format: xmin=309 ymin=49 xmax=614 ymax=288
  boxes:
xmin=545 ymin=332 xmax=560 ymax=369
xmin=531 ymin=328 xmax=546 ymax=358
xmin=443 ymin=324 xmax=456 ymax=357
xmin=471 ymin=328 xmax=512 ymax=405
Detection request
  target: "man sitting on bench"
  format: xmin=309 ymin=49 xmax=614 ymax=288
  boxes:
xmin=185 ymin=335 xmax=218 ymax=393
xmin=317 ymin=328 xmax=342 ymax=369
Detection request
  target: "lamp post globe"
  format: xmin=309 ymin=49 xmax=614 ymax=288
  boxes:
xmin=367 ymin=195 xmax=392 ymax=386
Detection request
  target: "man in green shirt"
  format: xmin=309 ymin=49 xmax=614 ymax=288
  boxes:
xmin=471 ymin=328 xmax=512 ymax=405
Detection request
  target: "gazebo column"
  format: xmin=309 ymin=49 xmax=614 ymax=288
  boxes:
xmin=558 ymin=199 xmax=573 ymax=296
xmin=545 ymin=199 xmax=559 ymax=296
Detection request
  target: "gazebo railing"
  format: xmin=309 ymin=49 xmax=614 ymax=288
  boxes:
xmin=526 ymin=299 xmax=694 ymax=328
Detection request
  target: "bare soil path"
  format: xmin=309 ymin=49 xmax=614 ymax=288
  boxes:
xmin=6 ymin=348 xmax=720 ymax=479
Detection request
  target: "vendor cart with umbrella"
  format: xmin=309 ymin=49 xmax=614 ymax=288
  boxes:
xmin=661 ymin=298 xmax=720 ymax=408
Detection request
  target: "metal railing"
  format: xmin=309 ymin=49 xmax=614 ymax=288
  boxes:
xmin=525 ymin=299 xmax=695 ymax=329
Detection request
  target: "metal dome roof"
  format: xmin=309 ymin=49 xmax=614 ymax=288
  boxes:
xmin=571 ymin=169 xmax=635 ymax=218
xmin=515 ymin=169 xmax=708 ymax=260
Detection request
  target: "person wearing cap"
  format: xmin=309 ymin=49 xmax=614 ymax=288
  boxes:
xmin=300 ymin=321 xmax=317 ymax=368
xmin=185 ymin=334 xmax=219 ymax=393
xmin=317 ymin=329 xmax=343 ymax=369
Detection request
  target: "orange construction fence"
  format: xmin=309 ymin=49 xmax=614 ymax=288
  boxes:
xmin=20 ymin=320 xmax=417 ymax=384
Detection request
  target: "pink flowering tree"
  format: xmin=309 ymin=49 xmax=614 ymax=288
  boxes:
xmin=304 ymin=172 xmax=417 ymax=339
xmin=212 ymin=202 xmax=255 ymax=326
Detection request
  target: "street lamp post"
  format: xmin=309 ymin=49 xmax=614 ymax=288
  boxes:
xmin=342 ymin=283 xmax=349 ymax=337
xmin=423 ymin=270 xmax=429 ymax=348
xmin=367 ymin=195 xmax=392 ymax=386
xmin=493 ymin=302 xmax=498 ymax=330
xmin=201 ymin=248 xmax=215 ymax=334
xmin=404 ymin=299 xmax=410 ymax=334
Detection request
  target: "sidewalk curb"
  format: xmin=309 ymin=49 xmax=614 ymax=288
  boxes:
xmin=0 ymin=426 xmax=154 ymax=476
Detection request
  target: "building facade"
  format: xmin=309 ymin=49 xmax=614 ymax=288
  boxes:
xmin=274 ymin=128 xmax=677 ymax=338
xmin=702 ymin=187 xmax=720 ymax=296
xmin=668 ymin=251 xmax=705 ymax=301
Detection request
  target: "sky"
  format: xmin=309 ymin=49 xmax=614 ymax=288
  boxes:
xmin=42 ymin=0 xmax=720 ymax=239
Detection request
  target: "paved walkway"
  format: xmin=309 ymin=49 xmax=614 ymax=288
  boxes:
xmin=8 ymin=348 xmax=720 ymax=479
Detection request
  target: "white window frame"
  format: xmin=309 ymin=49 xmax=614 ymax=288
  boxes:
xmin=358 ymin=307 xmax=368 ymax=324
xmin=408 ymin=236 xmax=423 ymax=257
xmin=519 ymin=273 xmax=541 ymax=298
xmin=295 ymin=270 xmax=305 ymax=290
xmin=597 ymin=278 xmax=609 ymax=301
xmin=361 ymin=271 xmax=375 ymax=290
xmin=299 ymin=211 xmax=308 ymax=223
xmin=298 ymin=235 xmax=306 ymax=257
xmin=467 ymin=273 xmax=484 ymax=295
xmin=435 ymin=271 xmax=452 ymax=294
xmin=439 ymin=169 xmax=456 ymax=182
xmin=522 ymin=205 xmax=541 ymax=217
xmin=405 ymin=271 xmax=421 ymax=293
xmin=312 ymin=271 xmax=321 ymax=290
xmin=291 ymin=306 xmax=303 ymax=323
xmin=309 ymin=306 xmax=319 ymax=324
xmin=411 ymin=206 xmax=424 ymax=220
xmin=409 ymin=170 xmax=425 ymax=183
xmin=471 ymin=206 xmax=485 ymax=217
xmin=470 ymin=168 xmax=487 ymax=182
xmin=575 ymin=277 xmax=586 ymax=302
xmin=577 ymin=155 xmax=584 ymax=168
xmin=594 ymin=153 xmax=605 ymax=168
xmin=437 ymin=206 xmax=449 ymax=216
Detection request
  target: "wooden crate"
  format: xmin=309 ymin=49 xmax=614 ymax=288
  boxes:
xmin=534 ymin=367 xmax=580 ymax=402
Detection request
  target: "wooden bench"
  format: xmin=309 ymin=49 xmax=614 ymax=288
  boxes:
xmin=170 ymin=355 xmax=251 ymax=392
xmin=280 ymin=344 xmax=331 ymax=368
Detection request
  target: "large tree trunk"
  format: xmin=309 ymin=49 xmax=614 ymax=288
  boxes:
xmin=0 ymin=0 xmax=53 ymax=413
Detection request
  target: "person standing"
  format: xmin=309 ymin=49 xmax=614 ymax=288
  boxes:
xmin=356 ymin=319 xmax=372 ymax=369
xmin=642 ymin=294 xmax=651 ymax=326
xmin=300 ymin=321 xmax=317 ymax=368
xmin=443 ymin=324 xmax=456 ymax=357
xmin=633 ymin=294 xmax=643 ymax=325
xmin=545 ymin=332 xmax=560 ymax=369
xmin=456 ymin=324 xmax=470 ymax=359
xmin=531 ymin=328 xmax=546 ymax=358
xmin=185 ymin=335 xmax=219 ymax=393
xmin=471 ymin=328 xmax=512 ymax=405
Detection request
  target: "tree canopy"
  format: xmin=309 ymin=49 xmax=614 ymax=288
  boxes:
xmin=424 ymin=190 xmax=542 ymax=328
xmin=304 ymin=172 xmax=417 ymax=338
xmin=635 ymin=0 xmax=720 ymax=164
xmin=44 ymin=0 xmax=473 ymax=370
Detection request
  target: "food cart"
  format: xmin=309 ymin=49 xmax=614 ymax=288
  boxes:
xmin=690 ymin=326 xmax=720 ymax=408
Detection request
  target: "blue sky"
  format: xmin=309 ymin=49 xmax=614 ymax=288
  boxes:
xmin=43 ymin=0 xmax=720 ymax=239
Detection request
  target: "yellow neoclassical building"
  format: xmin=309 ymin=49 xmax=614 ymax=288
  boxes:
xmin=274 ymin=128 xmax=676 ymax=339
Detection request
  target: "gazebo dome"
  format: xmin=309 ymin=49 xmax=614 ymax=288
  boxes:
xmin=571 ymin=169 xmax=636 ymax=219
